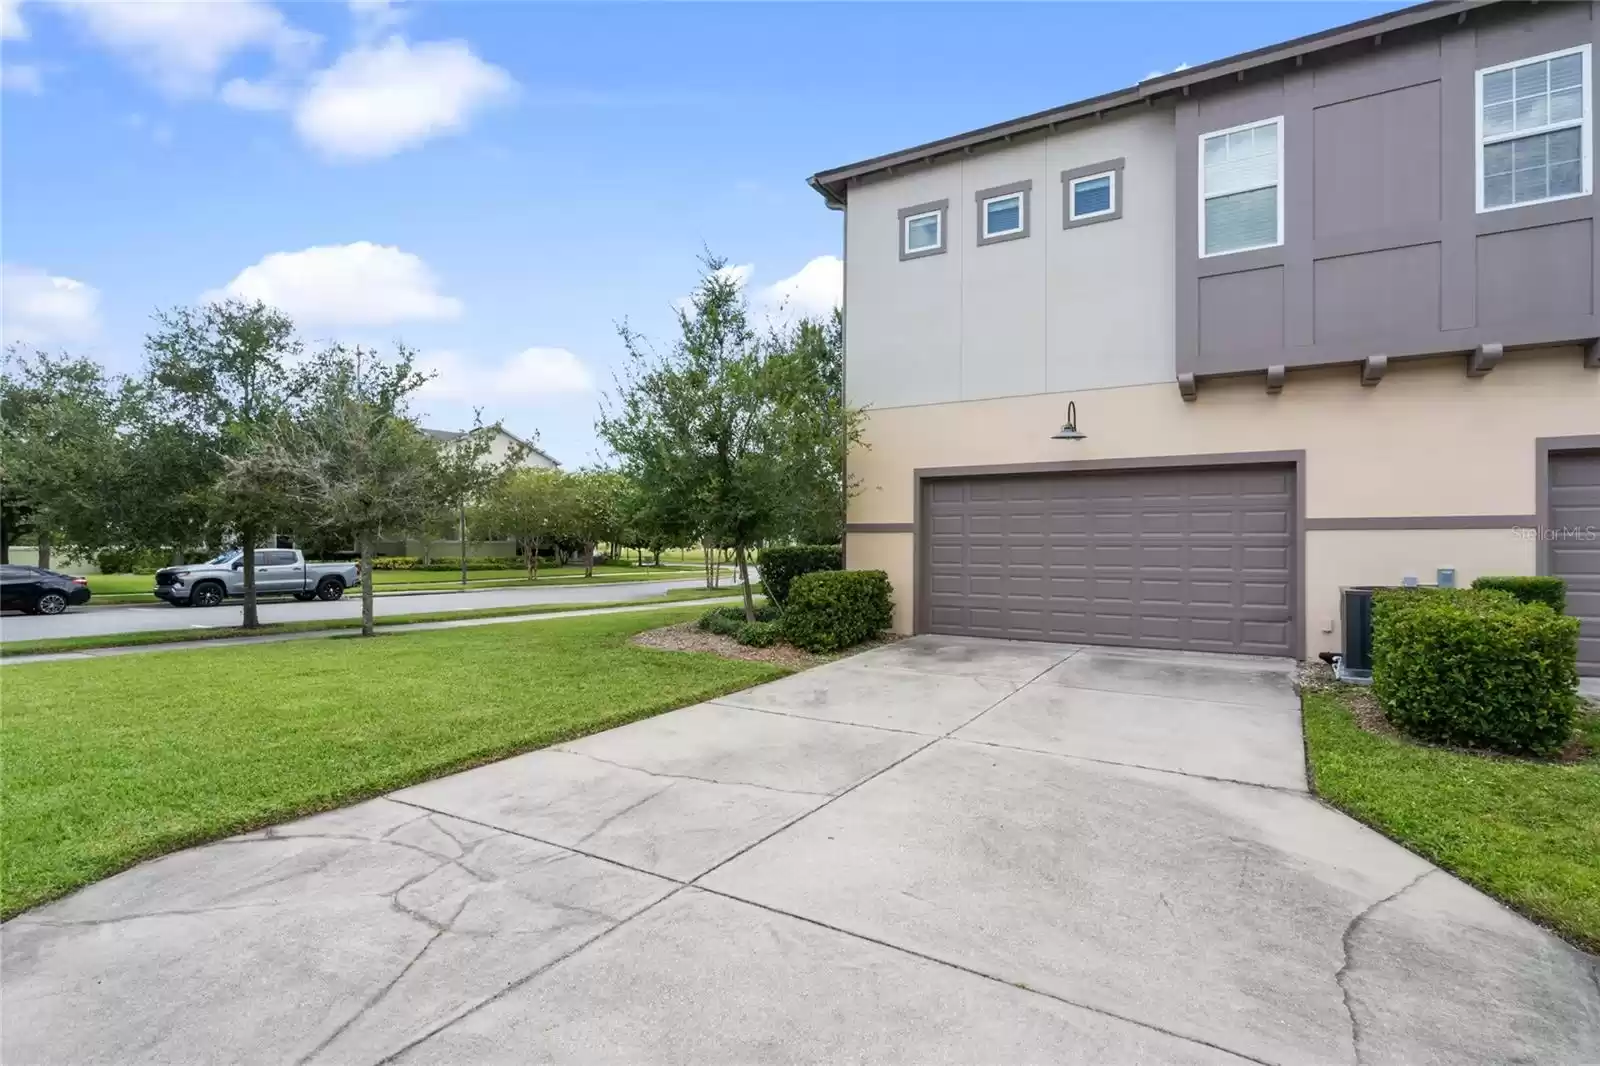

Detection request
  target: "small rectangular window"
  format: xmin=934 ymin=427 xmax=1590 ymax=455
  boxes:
xmin=982 ymin=193 xmax=1023 ymax=237
xmin=1199 ymin=116 xmax=1283 ymax=257
xmin=1069 ymin=173 xmax=1115 ymax=220
xmin=897 ymin=198 xmax=948 ymax=260
xmin=1477 ymin=45 xmax=1590 ymax=212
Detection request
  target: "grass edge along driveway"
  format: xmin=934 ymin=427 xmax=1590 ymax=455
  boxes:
xmin=1302 ymin=688 xmax=1600 ymax=953
xmin=2 ymin=606 xmax=785 ymax=918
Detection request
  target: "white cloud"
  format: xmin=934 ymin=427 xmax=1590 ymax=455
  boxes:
xmin=294 ymin=36 xmax=514 ymax=160
xmin=50 ymin=0 xmax=319 ymax=97
xmin=1 ymin=264 xmax=101 ymax=346
xmin=2 ymin=62 xmax=43 ymax=93
xmin=2 ymin=0 xmax=27 ymax=40
xmin=758 ymin=255 xmax=842 ymax=325
xmin=1143 ymin=61 xmax=1191 ymax=81
xmin=419 ymin=347 xmax=595 ymax=404
xmin=205 ymin=241 xmax=462 ymax=327
xmin=349 ymin=0 xmax=407 ymax=40
xmin=219 ymin=76 xmax=291 ymax=112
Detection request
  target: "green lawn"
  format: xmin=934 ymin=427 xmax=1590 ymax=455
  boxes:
xmin=0 ymin=587 xmax=737 ymax=657
xmin=1 ymin=606 xmax=784 ymax=917
xmin=1303 ymin=689 xmax=1600 ymax=952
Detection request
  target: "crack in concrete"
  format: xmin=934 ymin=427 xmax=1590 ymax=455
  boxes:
xmin=10 ymin=898 xmax=289 ymax=929
xmin=551 ymin=747 xmax=831 ymax=798
xmin=1335 ymin=870 xmax=1435 ymax=1066
xmin=572 ymin=784 xmax=676 ymax=846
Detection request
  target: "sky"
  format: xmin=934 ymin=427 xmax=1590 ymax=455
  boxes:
xmin=1 ymin=0 xmax=1406 ymax=468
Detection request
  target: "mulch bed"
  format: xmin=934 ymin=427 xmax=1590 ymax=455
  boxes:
xmin=631 ymin=621 xmax=902 ymax=670
xmin=1296 ymin=659 xmax=1597 ymax=764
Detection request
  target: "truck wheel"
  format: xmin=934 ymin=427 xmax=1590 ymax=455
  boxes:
xmin=316 ymin=578 xmax=345 ymax=601
xmin=191 ymin=582 xmax=225 ymax=608
xmin=293 ymin=592 xmax=314 ymax=602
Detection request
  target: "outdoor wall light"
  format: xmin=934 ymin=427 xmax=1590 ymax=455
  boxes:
xmin=1051 ymin=401 xmax=1086 ymax=441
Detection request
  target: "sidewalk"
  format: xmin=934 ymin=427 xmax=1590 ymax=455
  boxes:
xmin=0 ymin=597 xmax=740 ymax=666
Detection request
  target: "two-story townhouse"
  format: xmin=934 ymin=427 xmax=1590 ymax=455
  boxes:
xmin=814 ymin=0 xmax=1600 ymax=674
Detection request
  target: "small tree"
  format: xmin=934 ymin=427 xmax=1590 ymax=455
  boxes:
xmin=432 ymin=421 xmax=525 ymax=583
xmin=226 ymin=344 xmax=441 ymax=636
xmin=481 ymin=468 xmax=573 ymax=580
xmin=145 ymin=300 xmax=302 ymax=627
xmin=567 ymin=468 xmax=627 ymax=577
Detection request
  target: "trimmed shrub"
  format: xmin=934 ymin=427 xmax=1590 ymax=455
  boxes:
xmin=96 ymin=548 xmax=203 ymax=574
xmin=759 ymin=544 xmax=843 ymax=607
xmin=734 ymin=620 xmax=782 ymax=647
xmin=782 ymin=570 xmax=894 ymax=653
xmin=1371 ymin=587 xmax=1579 ymax=755
xmin=1470 ymin=575 xmax=1566 ymax=613
xmin=370 ymin=556 xmax=525 ymax=572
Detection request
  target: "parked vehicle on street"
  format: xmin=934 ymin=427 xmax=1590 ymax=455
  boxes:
xmin=0 ymin=565 xmax=93 ymax=615
xmin=152 ymin=549 xmax=360 ymax=608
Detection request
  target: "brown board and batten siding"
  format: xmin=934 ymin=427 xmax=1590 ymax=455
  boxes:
xmin=1175 ymin=1 xmax=1598 ymax=378
xmin=919 ymin=462 xmax=1298 ymax=656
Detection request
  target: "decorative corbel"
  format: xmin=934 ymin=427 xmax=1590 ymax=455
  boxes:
xmin=1177 ymin=373 xmax=1198 ymax=402
xmin=1467 ymin=343 xmax=1502 ymax=378
xmin=1361 ymin=354 xmax=1388 ymax=387
xmin=1265 ymin=365 xmax=1285 ymax=394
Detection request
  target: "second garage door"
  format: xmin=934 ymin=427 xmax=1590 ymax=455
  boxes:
xmin=922 ymin=464 xmax=1296 ymax=656
xmin=1548 ymin=449 xmax=1600 ymax=676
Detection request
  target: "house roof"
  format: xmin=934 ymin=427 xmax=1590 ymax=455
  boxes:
xmin=807 ymin=0 xmax=1490 ymax=208
xmin=421 ymin=425 xmax=561 ymax=467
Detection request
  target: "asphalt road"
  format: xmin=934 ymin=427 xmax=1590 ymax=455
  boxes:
xmin=0 ymin=577 xmax=718 ymax=641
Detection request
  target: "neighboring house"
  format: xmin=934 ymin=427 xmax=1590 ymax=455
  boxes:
xmin=814 ymin=0 xmax=1600 ymax=674
xmin=421 ymin=426 xmax=561 ymax=471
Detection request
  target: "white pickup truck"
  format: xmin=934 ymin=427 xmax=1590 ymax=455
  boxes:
xmin=152 ymin=549 xmax=360 ymax=608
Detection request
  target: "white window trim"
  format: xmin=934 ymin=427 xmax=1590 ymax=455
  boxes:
xmin=903 ymin=209 xmax=943 ymax=254
xmin=1197 ymin=115 xmax=1285 ymax=259
xmin=980 ymin=192 xmax=1025 ymax=239
xmin=1474 ymin=43 xmax=1592 ymax=214
xmin=1067 ymin=170 xmax=1118 ymax=221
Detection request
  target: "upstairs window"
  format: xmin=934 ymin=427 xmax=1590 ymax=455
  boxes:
xmin=1068 ymin=172 xmax=1116 ymax=221
xmin=975 ymin=181 xmax=1032 ymax=246
xmin=1477 ymin=45 xmax=1591 ymax=211
xmin=1199 ymin=117 xmax=1283 ymax=256
xmin=898 ymin=198 xmax=948 ymax=260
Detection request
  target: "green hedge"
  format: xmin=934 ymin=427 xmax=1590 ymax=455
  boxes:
xmin=697 ymin=604 xmax=781 ymax=646
xmin=758 ymin=545 xmax=842 ymax=607
xmin=782 ymin=570 xmax=894 ymax=653
xmin=96 ymin=548 xmax=208 ymax=574
xmin=1371 ymin=587 xmax=1579 ymax=755
xmin=370 ymin=556 xmax=523 ymax=572
xmin=1470 ymin=575 xmax=1566 ymax=613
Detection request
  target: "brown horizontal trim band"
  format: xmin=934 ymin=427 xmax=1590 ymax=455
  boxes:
xmin=845 ymin=523 xmax=914 ymax=534
xmin=914 ymin=450 xmax=1305 ymax=482
xmin=1305 ymin=515 xmax=1536 ymax=531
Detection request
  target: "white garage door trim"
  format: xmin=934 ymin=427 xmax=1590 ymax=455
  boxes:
xmin=913 ymin=450 xmax=1306 ymax=658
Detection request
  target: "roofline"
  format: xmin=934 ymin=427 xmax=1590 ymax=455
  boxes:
xmin=422 ymin=423 xmax=562 ymax=467
xmin=808 ymin=0 xmax=1489 ymax=207
xmin=497 ymin=426 xmax=561 ymax=467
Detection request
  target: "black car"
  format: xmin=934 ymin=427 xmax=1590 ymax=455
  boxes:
xmin=0 ymin=565 xmax=92 ymax=615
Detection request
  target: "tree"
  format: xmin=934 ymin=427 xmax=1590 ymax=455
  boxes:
xmin=481 ymin=468 xmax=572 ymax=579
xmin=431 ymin=420 xmax=525 ymax=584
xmin=225 ymin=344 xmax=442 ymax=636
xmin=144 ymin=299 xmax=302 ymax=628
xmin=0 ymin=349 xmax=133 ymax=565
xmin=567 ymin=468 xmax=627 ymax=578
xmin=600 ymin=255 xmax=794 ymax=620
xmin=765 ymin=307 xmax=862 ymax=545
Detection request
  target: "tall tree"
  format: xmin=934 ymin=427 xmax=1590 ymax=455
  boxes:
xmin=481 ymin=467 xmax=573 ymax=579
xmin=567 ymin=468 xmax=627 ymax=578
xmin=765 ymin=307 xmax=862 ymax=545
xmin=432 ymin=421 xmax=525 ymax=584
xmin=225 ymin=344 xmax=441 ymax=636
xmin=144 ymin=299 xmax=302 ymax=628
xmin=600 ymin=255 xmax=792 ymax=620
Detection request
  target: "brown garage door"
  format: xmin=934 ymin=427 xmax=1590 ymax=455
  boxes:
xmin=1549 ymin=450 xmax=1600 ymax=676
xmin=922 ymin=464 xmax=1296 ymax=656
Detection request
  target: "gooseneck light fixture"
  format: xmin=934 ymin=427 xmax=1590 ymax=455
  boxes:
xmin=1051 ymin=401 xmax=1086 ymax=441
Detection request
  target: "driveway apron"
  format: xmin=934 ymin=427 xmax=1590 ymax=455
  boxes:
xmin=5 ymin=635 xmax=1598 ymax=1065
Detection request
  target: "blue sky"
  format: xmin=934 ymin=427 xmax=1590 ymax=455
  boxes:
xmin=2 ymin=0 xmax=1403 ymax=467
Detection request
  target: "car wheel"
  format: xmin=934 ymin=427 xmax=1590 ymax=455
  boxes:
xmin=34 ymin=591 xmax=69 ymax=615
xmin=191 ymin=582 xmax=225 ymax=608
xmin=315 ymin=578 xmax=345 ymax=602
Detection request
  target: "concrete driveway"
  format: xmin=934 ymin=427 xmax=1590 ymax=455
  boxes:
xmin=6 ymin=636 xmax=1598 ymax=1064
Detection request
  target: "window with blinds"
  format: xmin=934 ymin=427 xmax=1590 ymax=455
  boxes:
xmin=1477 ymin=45 xmax=1591 ymax=212
xmin=1199 ymin=117 xmax=1283 ymax=256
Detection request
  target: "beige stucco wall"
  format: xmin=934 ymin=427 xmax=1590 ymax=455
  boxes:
xmin=844 ymin=107 xmax=1178 ymax=410
xmin=845 ymin=347 xmax=1599 ymax=653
